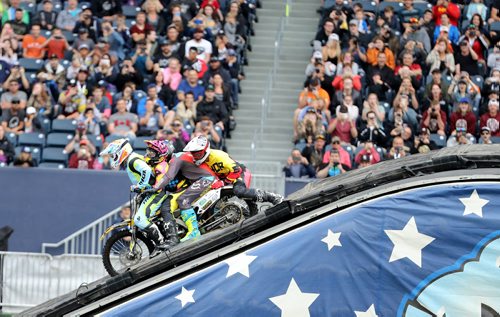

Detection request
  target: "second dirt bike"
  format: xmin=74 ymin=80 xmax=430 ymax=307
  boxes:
xmin=101 ymin=184 xmax=250 ymax=276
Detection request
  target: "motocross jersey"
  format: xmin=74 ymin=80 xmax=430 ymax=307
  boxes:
xmin=126 ymin=152 xmax=155 ymax=189
xmin=202 ymin=149 xmax=243 ymax=183
xmin=153 ymin=152 xmax=214 ymax=191
xmin=152 ymin=160 xmax=189 ymax=193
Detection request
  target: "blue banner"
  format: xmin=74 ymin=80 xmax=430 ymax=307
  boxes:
xmin=101 ymin=183 xmax=500 ymax=316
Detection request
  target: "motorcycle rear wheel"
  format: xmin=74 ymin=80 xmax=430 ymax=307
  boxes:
xmin=102 ymin=230 xmax=155 ymax=276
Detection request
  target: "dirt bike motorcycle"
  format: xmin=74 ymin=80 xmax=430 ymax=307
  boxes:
xmin=100 ymin=184 xmax=250 ymax=276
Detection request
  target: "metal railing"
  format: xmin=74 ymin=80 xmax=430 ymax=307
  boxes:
xmin=0 ymin=252 xmax=107 ymax=314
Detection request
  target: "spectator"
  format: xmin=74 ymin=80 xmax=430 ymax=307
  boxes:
xmin=176 ymin=91 xmax=198 ymax=127
xmin=192 ymin=116 xmax=221 ymax=148
xmin=314 ymin=18 xmax=336 ymax=47
xmin=10 ymin=8 xmax=29 ymax=40
xmin=449 ymin=74 xmax=481 ymax=112
xmin=138 ymin=98 xmax=165 ymax=136
xmin=344 ymin=19 xmax=370 ymax=50
xmin=0 ymin=23 xmax=19 ymax=54
xmin=399 ymin=0 xmax=420 ymax=25
xmin=283 ymin=149 xmax=316 ymax=178
xmin=33 ymin=0 xmax=58 ymax=31
xmin=68 ymin=139 xmax=95 ymax=169
xmin=395 ymin=51 xmax=422 ymax=84
xmin=388 ymin=94 xmax=419 ymax=132
xmin=13 ymin=147 xmax=35 ymax=167
xmin=56 ymin=0 xmax=81 ymax=32
xmin=454 ymin=40 xmax=480 ymax=76
xmin=130 ymin=11 xmax=154 ymax=45
xmin=1 ymin=79 xmax=27 ymax=110
xmin=149 ymin=39 xmax=177 ymax=71
xmin=115 ymin=58 xmax=143 ymax=92
xmin=93 ymin=54 xmax=117 ymax=87
xmin=0 ymin=37 xmax=18 ymax=65
xmin=169 ymin=117 xmax=191 ymax=144
xmin=89 ymin=86 xmax=111 ymax=122
xmin=56 ymin=79 xmax=81 ymax=119
xmin=184 ymin=28 xmax=213 ymax=62
xmin=101 ymin=21 xmax=125 ymax=61
xmin=426 ymin=38 xmax=455 ymax=76
xmin=0 ymin=125 xmax=15 ymax=164
xmin=354 ymin=140 xmax=380 ymax=166
xmin=317 ymin=148 xmax=349 ymax=178
xmin=41 ymin=53 xmax=67 ymax=90
xmin=1 ymin=97 xmax=25 ymax=134
xmin=23 ymin=107 xmax=43 ymax=133
xmin=433 ymin=0 xmax=460 ymax=26
xmin=301 ymin=133 xmax=327 ymax=170
xmin=322 ymin=33 xmax=341 ymax=66
xmin=143 ymin=0 xmax=167 ymax=35
xmin=446 ymin=126 xmax=472 ymax=147
xmin=78 ymin=107 xmax=101 ymax=136
xmin=327 ymin=105 xmax=357 ymax=145
xmin=22 ymin=24 xmax=46 ymax=59
xmin=422 ymin=95 xmax=447 ymax=136
xmin=433 ymin=14 xmax=460 ymax=45
xmin=224 ymin=49 xmax=242 ymax=107
xmin=423 ymin=83 xmax=451 ymax=117
xmin=359 ymin=110 xmax=388 ymax=148
xmin=196 ymin=84 xmax=227 ymax=133
xmin=459 ymin=24 xmax=490 ymax=66
xmin=177 ymin=69 xmax=205 ymax=103
xmin=366 ymin=52 xmax=394 ymax=101
xmin=2 ymin=62 xmax=29 ymax=91
xmin=161 ymin=58 xmax=183 ymax=108
xmin=401 ymin=18 xmax=431 ymax=54
xmin=297 ymin=107 xmax=324 ymax=143
xmin=478 ymin=126 xmax=492 ymax=144
xmin=137 ymin=84 xmax=166 ymax=117
xmin=107 ymin=99 xmax=139 ymax=141
xmin=366 ymin=36 xmax=395 ymax=70
xmin=2 ymin=0 xmax=30 ymax=26
xmin=480 ymin=99 xmax=500 ymax=136
xmin=73 ymin=9 xmax=101 ymax=43
xmin=322 ymin=136 xmax=352 ymax=169
xmin=412 ymin=127 xmax=438 ymax=153
xmin=450 ymin=98 xmax=477 ymax=135
xmin=487 ymin=42 xmax=500 ymax=70
xmin=387 ymin=136 xmax=410 ymax=159
xmin=42 ymin=28 xmax=71 ymax=59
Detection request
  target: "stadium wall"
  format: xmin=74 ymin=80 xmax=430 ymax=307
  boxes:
xmin=0 ymin=168 xmax=129 ymax=253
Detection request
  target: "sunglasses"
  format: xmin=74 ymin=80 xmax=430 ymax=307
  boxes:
xmin=481 ymin=131 xmax=490 ymax=135
xmin=172 ymin=123 xmax=182 ymax=127
xmin=368 ymin=116 xmax=376 ymax=120
xmin=332 ymin=141 xmax=340 ymax=144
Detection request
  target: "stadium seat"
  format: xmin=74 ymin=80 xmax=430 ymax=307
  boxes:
xmin=133 ymin=136 xmax=152 ymax=150
xmin=490 ymin=136 xmax=500 ymax=144
xmin=51 ymin=119 xmax=77 ymax=133
xmin=41 ymin=147 xmax=68 ymax=165
xmin=342 ymin=145 xmax=355 ymax=161
xmin=61 ymin=30 xmax=76 ymax=44
xmin=19 ymin=1 xmax=36 ymax=13
xmin=490 ymin=21 xmax=500 ymax=33
xmin=38 ymin=162 xmax=66 ymax=169
xmin=18 ymin=132 xmax=45 ymax=147
xmin=6 ymin=132 xmax=17 ymax=146
xmin=46 ymin=132 xmax=74 ymax=147
xmin=15 ymin=146 xmax=41 ymax=163
xmin=472 ymin=76 xmax=484 ymax=90
xmin=352 ymin=0 xmax=377 ymax=13
xmin=41 ymin=118 xmax=51 ymax=133
xmin=378 ymin=1 xmax=403 ymax=14
xmin=18 ymin=58 xmax=44 ymax=72
xmin=105 ymin=134 xmax=125 ymax=144
xmin=78 ymin=1 xmax=91 ymax=9
xmin=87 ymin=134 xmax=103 ymax=151
xmin=430 ymin=134 xmax=446 ymax=148
xmin=123 ymin=5 xmax=140 ymax=18
xmin=294 ymin=140 xmax=307 ymax=152
xmin=413 ymin=2 xmax=432 ymax=13
xmin=125 ymin=19 xmax=136 ymax=29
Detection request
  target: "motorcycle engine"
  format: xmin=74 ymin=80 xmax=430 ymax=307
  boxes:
xmin=213 ymin=196 xmax=248 ymax=228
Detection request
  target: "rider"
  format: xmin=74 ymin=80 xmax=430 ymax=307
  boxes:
xmin=143 ymin=139 xmax=190 ymax=249
xmin=99 ymin=138 xmax=170 ymax=250
xmin=151 ymin=147 xmax=218 ymax=242
xmin=183 ymin=136 xmax=284 ymax=216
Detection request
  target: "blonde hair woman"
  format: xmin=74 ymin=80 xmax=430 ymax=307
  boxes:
xmin=322 ymin=33 xmax=341 ymax=65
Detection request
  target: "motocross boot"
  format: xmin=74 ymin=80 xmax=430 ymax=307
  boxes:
xmin=180 ymin=208 xmax=201 ymax=242
xmin=161 ymin=214 xmax=180 ymax=248
xmin=146 ymin=223 xmax=169 ymax=252
xmin=256 ymin=189 xmax=284 ymax=205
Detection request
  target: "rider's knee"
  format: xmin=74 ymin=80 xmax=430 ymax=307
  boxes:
xmin=134 ymin=212 xmax=150 ymax=230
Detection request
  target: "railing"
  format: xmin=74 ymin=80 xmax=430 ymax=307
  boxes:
xmin=0 ymin=252 xmax=107 ymax=314
xmin=41 ymin=205 xmax=124 ymax=255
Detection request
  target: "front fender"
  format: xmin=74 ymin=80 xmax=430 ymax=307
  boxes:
xmin=99 ymin=220 xmax=133 ymax=240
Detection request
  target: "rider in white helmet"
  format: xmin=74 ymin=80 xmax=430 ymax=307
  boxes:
xmin=100 ymin=138 xmax=170 ymax=250
xmin=184 ymin=136 xmax=284 ymax=213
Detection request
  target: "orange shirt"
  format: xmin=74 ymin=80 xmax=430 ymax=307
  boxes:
xmin=299 ymin=88 xmax=330 ymax=108
xmin=366 ymin=47 xmax=395 ymax=70
xmin=22 ymin=35 xmax=46 ymax=59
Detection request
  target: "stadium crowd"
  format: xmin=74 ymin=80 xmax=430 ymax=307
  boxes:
xmin=0 ymin=0 xmax=256 ymax=168
xmin=284 ymin=0 xmax=500 ymax=179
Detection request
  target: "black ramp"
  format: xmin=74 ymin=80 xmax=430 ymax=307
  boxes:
xmin=20 ymin=145 xmax=500 ymax=316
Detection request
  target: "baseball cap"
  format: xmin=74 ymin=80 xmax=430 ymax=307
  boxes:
xmin=468 ymin=24 xmax=477 ymax=29
xmin=313 ymin=51 xmax=323 ymax=59
xmin=78 ymin=43 xmax=89 ymax=50
xmin=420 ymin=127 xmax=430 ymax=135
xmin=209 ymin=55 xmax=221 ymax=62
xmin=227 ymin=49 xmax=237 ymax=56
xmin=458 ymin=79 xmax=467 ymax=85
xmin=80 ymin=139 xmax=89 ymax=146
xmin=331 ymin=136 xmax=341 ymax=143
xmin=21 ymin=147 xmax=31 ymax=153
xmin=349 ymin=19 xmax=358 ymax=25
xmin=206 ymin=84 xmax=215 ymax=91
xmin=217 ymin=29 xmax=225 ymax=36
xmin=459 ymin=97 xmax=470 ymax=104
xmin=78 ymin=27 xmax=88 ymax=34
xmin=328 ymin=33 xmax=339 ymax=42
xmin=98 ymin=37 xmax=109 ymax=43
xmin=26 ymin=106 xmax=36 ymax=115
xmin=489 ymin=99 xmax=499 ymax=107
xmin=481 ymin=126 xmax=491 ymax=133
xmin=315 ymin=134 xmax=326 ymax=140
xmin=49 ymin=53 xmax=58 ymax=59
xmin=159 ymin=38 xmax=168 ymax=46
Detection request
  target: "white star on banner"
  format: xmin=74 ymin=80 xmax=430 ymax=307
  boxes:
xmin=321 ymin=229 xmax=342 ymax=251
xmin=355 ymin=304 xmax=379 ymax=317
xmin=459 ymin=189 xmax=489 ymax=217
xmin=224 ymin=253 xmax=257 ymax=278
xmin=385 ymin=217 xmax=435 ymax=267
xmin=175 ymin=287 xmax=195 ymax=308
xmin=269 ymin=278 xmax=319 ymax=317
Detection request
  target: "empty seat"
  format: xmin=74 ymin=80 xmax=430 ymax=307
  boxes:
xmin=133 ymin=136 xmax=152 ymax=150
xmin=6 ymin=132 xmax=17 ymax=146
xmin=41 ymin=118 xmax=51 ymax=133
xmin=46 ymin=132 xmax=74 ymax=147
xmin=61 ymin=30 xmax=76 ymax=44
xmin=87 ymin=134 xmax=103 ymax=151
xmin=51 ymin=119 xmax=77 ymax=132
xmin=41 ymin=147 xmax=68 ymax=165
xmin=472 ymin=75 xmax=484 ymax=90
xmin=39 ymin=162 xmax=66 ymax=169
xmin=123 ymin=5 xmax=140 ymax=18
xmin=490 ymin=21 xmax=500 ymax=33
xmin=18 ymin=58 xmax=44 ymax=72
xmin=430 ymin=133 xmax=447 ymax=148
xmin=18 ymin=132 xmax=45 ymax=147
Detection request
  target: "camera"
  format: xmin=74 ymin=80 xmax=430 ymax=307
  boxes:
xmin=395 ymin=146 xmax=402 ymax=153
xmin=315 ymin=68 xmax=320 ymax=73
xmin=469 ymin=30 xmax=475 ymax=37
xmin=335 ymin=9 xmax=342 ymax=16
xmin=431 ymin=108 xmax=436 ymax=113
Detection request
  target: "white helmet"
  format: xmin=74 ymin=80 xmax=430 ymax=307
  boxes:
xmin=184 ymin=136 xmax=210 ymax=165
xmin=99 ymin=138 xmax=133 ymax=169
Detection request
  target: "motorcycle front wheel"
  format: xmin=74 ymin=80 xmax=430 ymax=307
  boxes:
xmin=102 ymin=230 xmax=155 ymax=276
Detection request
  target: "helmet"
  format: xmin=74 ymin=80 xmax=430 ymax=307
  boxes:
xmin=144 ymin=139 xmax=175 ymax=165
xmin=184 ymin=136 xmax=210 ymax=165
xmin=99 ymin=138 xmax=133 ymax=169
